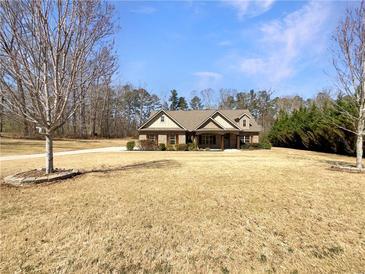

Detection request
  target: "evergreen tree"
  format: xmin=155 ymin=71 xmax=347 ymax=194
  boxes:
xmin=178 ymin=97 xmax=188 ymax=110
xmin=268 ymin=97 xmax=358 ymax=156
xmin=168 ymin=89 xmax=179 ymax=110
xmin=190 ymin=96 xmax=204 ymax=110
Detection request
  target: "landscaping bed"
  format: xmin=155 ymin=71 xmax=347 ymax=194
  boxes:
xmin=4 ymin=168 xmax=80 ymax=186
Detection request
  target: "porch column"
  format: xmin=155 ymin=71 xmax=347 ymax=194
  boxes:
xmin=193 ymin=135 xmax=198 ymax=148
xmin=237 ymin=135 xmax=240 ymax=149
xmin=221 ymin=135 xmax=224 ymax=150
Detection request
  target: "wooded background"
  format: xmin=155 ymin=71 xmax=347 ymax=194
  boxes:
xmin=0 ymin=87 xmax=360 ymax=157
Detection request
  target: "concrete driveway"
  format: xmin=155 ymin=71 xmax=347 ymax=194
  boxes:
xmin=0 ymin=146 xmax=126 ymax=161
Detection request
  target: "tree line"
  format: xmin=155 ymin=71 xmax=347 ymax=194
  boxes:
xmin=1 ymin=84 xmax=353 ymax=147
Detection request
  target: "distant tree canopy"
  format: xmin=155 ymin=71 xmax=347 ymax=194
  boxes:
xmin=190 ymin=96 xmax=204 ymax=110
xmin=178 ymin=97 xmax=188 ymax=110
xmin=168 ymin=90 xmax=179 ymax=110
xmin=168 ymin=90 xmax=188 ymax=111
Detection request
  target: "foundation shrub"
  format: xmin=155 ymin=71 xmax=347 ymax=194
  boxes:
xmin=126 ymin=141 xmax=135 ymax=151
xmin=158 ymin=143 xmax=166 ymax=151
xmin=138 ymin=140 xmax=158 ymax=151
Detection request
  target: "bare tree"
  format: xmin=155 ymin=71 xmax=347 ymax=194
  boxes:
xmin=200 ymin=88 xmax=216 ymax=109
xmin=0 ymin=0 xmax=114 ymax=173
xmin=332 ymin=1 xmax=365 ymax=170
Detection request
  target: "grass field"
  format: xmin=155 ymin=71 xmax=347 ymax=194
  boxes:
xmin=0 ymin=146 xmax=364 ymax=273
xmin=0 ymin=137 xmax=131 ymax=155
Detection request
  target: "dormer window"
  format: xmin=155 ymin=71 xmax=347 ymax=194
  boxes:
xmin=242 ymin=119 xmax=247 ymax=127
xmin=161 ymin=115 xmax=165 ymax=122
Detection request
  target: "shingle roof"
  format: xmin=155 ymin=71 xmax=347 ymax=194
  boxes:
xmin=146 ymin=109 xmax=262 ymax=132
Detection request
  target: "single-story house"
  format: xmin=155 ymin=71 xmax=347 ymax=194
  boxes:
xmin=138 ymin=109 xmax=262 ymax=149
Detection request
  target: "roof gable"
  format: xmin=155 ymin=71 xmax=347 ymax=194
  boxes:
xmin=197 ymin=117 xmax=224 ymax=130
xmin=139 ymin=110 xmax=185 ymax=130
xmin=212 ymin=112 xmax=238 ymax=129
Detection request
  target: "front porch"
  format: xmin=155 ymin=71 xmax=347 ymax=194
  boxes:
xmin=139 ymin=130 xmax=259 ymax=150
xmin=187 ymin=132 xmax=258 ymax=150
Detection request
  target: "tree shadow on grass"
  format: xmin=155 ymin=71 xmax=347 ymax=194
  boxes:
xmin=84 ymin=159 xmax=181 ymax=174
xmin=323 ymin=160 xmax=355 ymax=167
xmin=323 ymin=160 xmax=364 ymax=173
xmin=1 ymin=160 xmax=181 ymax=188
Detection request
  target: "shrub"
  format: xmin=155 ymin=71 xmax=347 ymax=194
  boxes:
xmin=240 ymin=143 xmax=259 ymax=150
xmin=138 ymin=140 xmax=158 ymax=151
xmin=126 ymin=141 xmax=135 ymax=151
xmin=187 ymin=142 xmax=197 ymax=151
xmin=258 ymin=135 xmax=272 ymax=149
xmin=159 ymin=143 xmax=166 ymax=151
xmin=258 ymin=142 xmax=272 ymax=149
xmin=166 ymin=144 xmax=175 ymax=151
xmin=241 ymin=142 xmax=271 ymax=150
xmin=240 ymin=143 xmax=252 ymax=150
xmin=175 ymin=144 xmax=187 ymax=151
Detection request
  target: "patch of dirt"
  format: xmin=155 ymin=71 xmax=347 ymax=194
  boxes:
xmin=330 ymin=165 xmax=365 ymax=173
xmin=12 ymin=168 xmax=71 ymax=178
xmin=4 ymin=169 xmax=80 ymax=186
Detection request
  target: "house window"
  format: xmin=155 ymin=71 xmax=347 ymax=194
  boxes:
xmin=161 ymin=115 xmax=165 ymax=122
xmin=201 ymin=135 xmax=216 ymax=145
xmin=240 ymin=135 xmax=250 ymax=144
xmin=147 ymin=134 xmax=157 ymax=143
xmin=242 ymin=119 xmax=247 ymax=127
xmin=168 ymin=134 xmax=176 ymax=145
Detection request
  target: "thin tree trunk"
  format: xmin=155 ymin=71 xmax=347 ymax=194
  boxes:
xmin=356 ymin=118 xmax=364 ymax=169
xmin=80 ymin=94 xmax=87 ymax=138
xmin=91 ymin=111 xmax=97 ymax=137
xmin=356 ymin=135 xmax=363 ymax=169
xmin=99 ymin=88 xmax=107 ymax=137
xmin=90 ymin=84 xmax=98 ymax=137
xmin=72 ymin=90 xmax=77 ymax=136
xmin=79 ymin=73 xmax=87 ymax=138
xmin=0 ymin=95 xmax=3 ymax=133
xmin=45 ymin=133 xmax=54 ymax=174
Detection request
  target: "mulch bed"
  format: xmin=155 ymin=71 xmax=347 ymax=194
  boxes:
xmin=4 ymin=169 xmax=81 ymax=186
xmin=2 ymin=160 xmax=179 ymax=187
xmin=330 ymin=165 xmax=365 ymax=174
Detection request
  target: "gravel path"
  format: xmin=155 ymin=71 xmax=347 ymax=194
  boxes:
xmin=0 ymin=146 xmax=126 ymax=161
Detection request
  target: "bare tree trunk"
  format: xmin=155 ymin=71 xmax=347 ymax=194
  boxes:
xmin=91 ymin=110 xmax=97 ymax=137
xmin=356 ymin=135 xmax=363 ymax=169
xmin=72 ymin=90 xmax=77 ymax=136
xmin=45 ymin=133 xmax=53 ymax=173
xmin=80 ymin=94 xmax=87 ymax=138
xmin=356 ymin=121 xmax=364 ymax=169
xmin=0 ymin=95 xmax=3 ymax=133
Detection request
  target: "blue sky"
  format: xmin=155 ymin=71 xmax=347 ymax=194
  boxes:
xmin=113 ymin=0 xmax=353 ymax=100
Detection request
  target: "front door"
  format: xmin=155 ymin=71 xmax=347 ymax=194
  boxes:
xmin=224 ymin=134 xmax=230 ymax=149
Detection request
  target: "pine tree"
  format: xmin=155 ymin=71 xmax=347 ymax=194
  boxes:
xmin=169 ymin=90 xmax=179 ymax=110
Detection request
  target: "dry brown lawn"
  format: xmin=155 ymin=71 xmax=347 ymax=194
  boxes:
xmin=0 ymin=137 xmax=132 ymax=155
xmin=0 ymin=148 xmax=364 ymax=273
